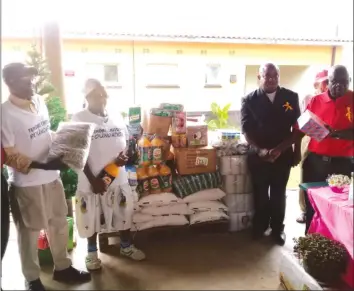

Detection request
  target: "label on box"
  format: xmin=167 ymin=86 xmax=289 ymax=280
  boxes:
xmin=195 ymin=157 xmax=208 ymax=166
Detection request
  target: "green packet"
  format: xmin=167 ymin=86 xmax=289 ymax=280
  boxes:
xmin=129 ymin=107 xmax=141 ymax=124
xmin=159 ymin=103 xmax=184 ymax=112
xmin=150 ymin=108 xmax=173 ymax=117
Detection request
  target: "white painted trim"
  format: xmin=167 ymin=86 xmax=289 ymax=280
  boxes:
xmin=4 ymin=33 xmax=353 ymax=46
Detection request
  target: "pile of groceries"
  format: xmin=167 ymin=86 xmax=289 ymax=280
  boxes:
xmin=120 ymin=103 xmax=255 ymax=232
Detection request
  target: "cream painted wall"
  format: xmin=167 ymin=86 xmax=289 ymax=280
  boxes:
xmin=1 ymin=39 xmax=337 ymax=113
xmin=340 ymin=44 xmax=353 ymax=90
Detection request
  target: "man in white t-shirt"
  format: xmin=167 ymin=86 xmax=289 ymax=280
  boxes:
xmin=1 ymin=63 xmax=91 ymax=291
xmin=72 ymin=79 xmax=145 ymax=271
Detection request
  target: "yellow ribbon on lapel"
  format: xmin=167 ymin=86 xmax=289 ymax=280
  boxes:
xmin=345 ymin=106 xmax=352 ymax=122
xmin=283 ymin=102 xmax=293 ymax=112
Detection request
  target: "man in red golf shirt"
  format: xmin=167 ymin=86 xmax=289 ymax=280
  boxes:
xmin=296 ymin=69 xmax=329 ymax=224
xmin=302 ymin=65 xmax=353 ymax=232
xmin=270 ymin=65 xmax=353 ymax=233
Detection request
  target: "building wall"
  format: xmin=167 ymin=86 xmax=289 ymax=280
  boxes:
xmin=244 ymin=65 xmax=332 ymax=100
xmin=1 ymin=38 xmax=336 ymax=114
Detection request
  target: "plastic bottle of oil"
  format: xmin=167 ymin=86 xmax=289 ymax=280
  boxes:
xmin=137 ymin=134 xmax=152 ymax=166
xmin=150 ymin=135 xmax=164 ymax=165
xmin=147 ymin=165 xmax=161 ymax=194
xmin=158 ymin=163 xmax=172 ymax=192
xmin=97 ymin=162 xmax=120 ymax=188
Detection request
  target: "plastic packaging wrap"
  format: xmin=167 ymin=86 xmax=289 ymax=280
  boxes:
xmin=48 ymin=122 xmax=95 ymax=171
xmin=212 ymin=139 xmax=250 ymax=156
xmin=229 ymin=211 xmax=253 ymax=232
xmin=223 ymin=193 xmax=253 ymax=213
xmin=220 ymin=155 xmax=248 ymax=175
xmin=172 ymin=172 xmax=223 ymax=198
xmin=222 ymin=175 xmax=252 ymax=194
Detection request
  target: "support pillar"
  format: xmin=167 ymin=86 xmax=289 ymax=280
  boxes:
xmin=42 ymin=21 xmax=66 ymax=106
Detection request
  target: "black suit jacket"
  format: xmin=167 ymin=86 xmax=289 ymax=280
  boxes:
xmin=241 ymin=87 xmax=301 ymax=150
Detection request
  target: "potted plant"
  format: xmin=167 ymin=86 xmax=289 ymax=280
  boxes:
xmin=293 ymin=233 xmax=349 ymax=284
xmin=207 ymin=102 xmax=233 ymax=131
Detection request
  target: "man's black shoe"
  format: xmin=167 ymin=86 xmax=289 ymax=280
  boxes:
xmin=53 ymin=266 xmax=91 ymax=283
xmin=25 ymin=279 xmax=46 ymax=291
xmin=271 ymin=231 xmax=286 ymax=246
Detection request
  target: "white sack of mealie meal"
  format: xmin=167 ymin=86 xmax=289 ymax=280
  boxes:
xmin=48 ymin=122 xmax=95 ymax=171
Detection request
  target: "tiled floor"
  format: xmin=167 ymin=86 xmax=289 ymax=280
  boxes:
xmin=1 ymin=190 xmax=304 ymax=290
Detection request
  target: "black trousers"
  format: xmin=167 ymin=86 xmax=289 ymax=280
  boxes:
xmin=302 ymin=152 xmax=354 ymax=234
xmin=1 ymin=172 xmax=10 ymax=260
xmin=248 ymin=152 xmax=292 ymax=234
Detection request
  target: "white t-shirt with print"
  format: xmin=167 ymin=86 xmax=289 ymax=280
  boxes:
xmin=1 ymin=95 xmax=59 ymax=187
xmin=71 ymin=109 xmax=129 ymax=193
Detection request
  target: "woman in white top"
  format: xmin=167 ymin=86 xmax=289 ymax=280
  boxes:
xmin=72 ymin=79 xmax=145 ymax=271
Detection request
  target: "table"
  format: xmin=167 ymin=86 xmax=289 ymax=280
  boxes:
xmin=308 ymin=186 xmax=354 ymax=288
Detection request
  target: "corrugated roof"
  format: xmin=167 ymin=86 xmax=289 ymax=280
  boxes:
xmin=3 ymin=28 xmax=353 ymax=46
xmin=2 ymin=0 xmax=353 ymax=45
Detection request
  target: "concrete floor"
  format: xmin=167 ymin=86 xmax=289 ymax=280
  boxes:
xmin=1 ymin=190 xmax=305 ymax=290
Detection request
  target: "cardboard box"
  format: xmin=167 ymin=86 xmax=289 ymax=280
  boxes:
xmin=297 ymin=110 xmax=330 ymax=142
xmin=174 ymin=146 xmax=216 ymax=175
xmin=171 ymin=133 xmax=187 ymax=148
xmin=187 ymin=125 xmax=208 ymax=147
xmin=142 ymin=109 xmax=172 ymax=136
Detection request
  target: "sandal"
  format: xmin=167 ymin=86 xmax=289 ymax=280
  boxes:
xmin=296 ymin=213 xmax=306 ymax=224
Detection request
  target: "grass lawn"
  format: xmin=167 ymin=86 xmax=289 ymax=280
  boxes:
xmin=287 ymin=165 xmax=301 ymax=189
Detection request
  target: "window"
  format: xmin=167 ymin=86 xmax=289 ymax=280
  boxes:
xmin=104 ymin=65 xmax=119 ymax=82
xmin=205 ymin=64 xmax=222 ymax=88
xmin=85 ymin=63 xmax=120 ymax=85
xmin=145 ymin=64 xmax=180 ymax=88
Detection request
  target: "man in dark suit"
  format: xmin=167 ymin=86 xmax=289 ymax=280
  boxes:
xmin=241 ymin=63 xmax=301 ymax=245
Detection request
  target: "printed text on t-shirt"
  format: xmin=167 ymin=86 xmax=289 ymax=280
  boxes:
xmin=92 ymin=127 xmax=123 ymax=140
xmin=28 ymin=120 xmax=50 ymax=139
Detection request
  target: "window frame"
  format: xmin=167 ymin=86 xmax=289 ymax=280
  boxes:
xmin=145 ymin=63 xmax=180 ymax=89
xmin=85 ymin=63 xmax=122 ymax=88
xmin=204 ymin=63 xmax=222 ymax=88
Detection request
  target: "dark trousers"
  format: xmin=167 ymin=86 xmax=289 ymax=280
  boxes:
xmin=302 ymin=152 xmax=354 ymax=234
xmin=1 ymin=172 xmax=10 ymax=260
xmin=248 ymin=153 xmax=292 ymax=234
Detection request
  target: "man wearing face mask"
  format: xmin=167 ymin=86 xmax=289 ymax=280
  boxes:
xmin=1 ymin=63 xmax=91 ymax=291
xmin=271 ymin=65 xmax=354 ymax=233
xmin=72 ymin=79 xmax=145 ymax=272
xmin=241 ymin=63 xmax=301 ymax=245
xmin=296 ymin=69 xmax=329 ymax=224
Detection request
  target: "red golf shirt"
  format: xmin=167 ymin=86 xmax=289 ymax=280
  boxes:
xmin=307 ymin=90 xmax=354 ymax=157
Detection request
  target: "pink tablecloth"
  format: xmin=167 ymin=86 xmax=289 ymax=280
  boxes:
xmin=308 ymin=186 xmax=354 ymax=288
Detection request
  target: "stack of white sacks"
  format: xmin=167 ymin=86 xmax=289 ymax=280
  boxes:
xmin=220 ymin=155 xmax=254 ymax=232
xmin=185 ymin=188 xmax=229 ymax=225
xmin=132 ymin=193 xmax=189 ymax=231
xmin=132 ymin=189 xmax=229 ymax=231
